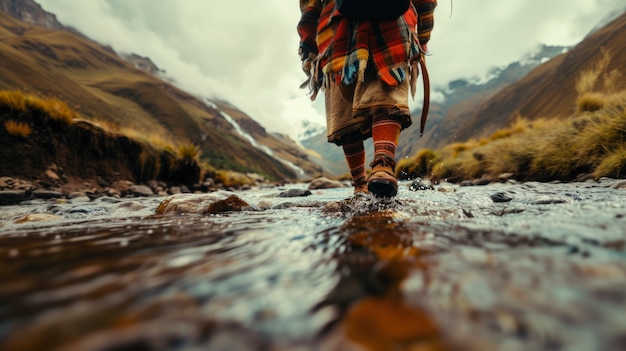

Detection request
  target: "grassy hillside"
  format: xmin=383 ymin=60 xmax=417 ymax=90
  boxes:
xmin=0 ymin=11 xmax=320 ymax=182
xmin=398 ymin=56 xmax=626 ymax=182
xmin=420 ymin=12 xmax=626 ymax=149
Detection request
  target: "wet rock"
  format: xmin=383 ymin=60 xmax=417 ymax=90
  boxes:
xmin=491 ymin=192 xmax=513 ymax=203
xmin=278 ymin=189 xmax=312 ymax=197
xmin=44 ymin=169 xmax=60 ymax=182
xmin=68 ymin=206 xmax=108 ymax=214
xmin=408 ymin=180 xmax=434 ymax=191
xmin=473 ymin=177 xmax=493 ymax=186
xmin=32 ymin=190 xmax=63 ymax=199
xmin=169 ymin=186 xmax=182 ymax=195
xmin=498 ymin=173 xmax=514 ymax=182
xmin=14 ymin=213 xmax=63 ymax=224
xmin=94 ymin=196 xmax=123 ymax=204
xmin=0 ymin=190 xmax=27 ymax=205
xmin=437 ymin=186 xmax=456 ymax=193
xmin=130 ymin=185 xmax=154 ymax=197
xmin=308 ymin=177 xmax=346 ymax=190
xmin=69 ymin=195 xmax=92 ymax=203
xmin=68 ymin=191 xmax=87 ymax=199
xmin=611 ymin=181 xmax=626 ymax=189
xmin=529 ymin=196 xmax=569 ymax=205
xmin=156 ymin=192 xmax=252 ymax=215
xmin=115 ymin=201 xmax=148 ymax=212
xmin=110 ymin=180 xmax=133 ymax=196
xmin=0 ymin=176 xmax=14 ymax=188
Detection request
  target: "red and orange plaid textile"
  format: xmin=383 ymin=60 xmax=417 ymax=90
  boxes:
xmin=298 ymin=0 xmax=436 ymax=92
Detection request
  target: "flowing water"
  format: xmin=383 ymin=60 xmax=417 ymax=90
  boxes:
xmin=1 ymin=179 xmax=625 ymax=351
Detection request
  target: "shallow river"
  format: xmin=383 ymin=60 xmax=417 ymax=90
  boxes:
xmin=1 ymin=179 xmax=625 ymax=351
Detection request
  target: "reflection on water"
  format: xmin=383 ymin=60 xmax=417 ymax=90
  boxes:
xmin=1 ymin=179 xmax=626 ymax=350
xmin=314 ymin=212 xmax=446 ymax=350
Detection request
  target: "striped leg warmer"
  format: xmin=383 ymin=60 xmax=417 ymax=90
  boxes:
xmin=372 ymin=115 xmax=401 ymax=162
xmin=342 ymin=141 xmax=366 ymax=186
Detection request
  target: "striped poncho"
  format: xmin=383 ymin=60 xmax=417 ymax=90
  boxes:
xmin=298 ymin=0 xmax=437 ymax=97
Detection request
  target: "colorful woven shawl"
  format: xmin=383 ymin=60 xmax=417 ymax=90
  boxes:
xmin=298 ymin=0 xmax=436 ymax=97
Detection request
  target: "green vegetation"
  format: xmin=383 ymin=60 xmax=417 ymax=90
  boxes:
xmin=399 ymin=52 xmax=626 ymax=182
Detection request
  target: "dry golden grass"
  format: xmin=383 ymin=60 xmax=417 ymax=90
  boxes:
xmin=214 ymin=170 xmax=256 ymax=188
xmin=3 ymin=120 xmax=32 ymax=138
xmin=177 ymin=142 xmax=202 ymax=161
xmin=399 ymin=90 xmax=626 ymax=182
xmin=24 ymin=95 xmax=76 ymax=124
xmin=593 ymin=145 xmax=626 ymax=178
xmin=576 ymin=48 xmax=611 ymax=95
xmin=577 ymin=92 xmax=606 ymax=113
xmin=0 ymin=90 xmax=76 ymax=124
xmin=399 ymin=50 xmax=626 ymax=183
xmin=0 ymin=90 xmax=27 ymax=111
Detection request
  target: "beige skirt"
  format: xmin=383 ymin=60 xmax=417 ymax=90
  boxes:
xmin=324 ymin=64 xmax=412 ymax=145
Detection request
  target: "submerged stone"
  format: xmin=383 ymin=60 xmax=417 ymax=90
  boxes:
xmin=15 ymin=213 xmax=63 ymax=223
xmin=155 ymin=192 xmax=252 ymax=215
xmin=490 ymin=192 xmax=513 ymax=203
xmin=130 ymin=185 xmax=154 ymax=197
xmin=308 ymin=177 xmax=346 ymax=190
xmin=278 ymin=189 xmax=312 ymax=198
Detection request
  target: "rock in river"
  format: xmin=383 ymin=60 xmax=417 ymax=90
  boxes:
xmin=155 ymin=192 xmax=252 ymax=215
xmin=308 ymin=177 xmax=346 ymax=190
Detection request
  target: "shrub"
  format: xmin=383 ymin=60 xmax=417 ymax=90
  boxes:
xmin=0 ymin=90 xmax=27 ymax=111
xmin=177 ymin=142 xmax=201 ymax=162
xmin=593 ymin=146 xmax=626 ymax=178
xmin=397 ymin=148 xmax=438 ymax=179
xmin=25 ymin=96 xmax=76 ymax=124
xmin=576 ymin=92 xmax=606 ymax=113
xmin=3 ymin=120 xmax=32 ymax=138
xmin=214 ymin=170 xmax=255 ymax=188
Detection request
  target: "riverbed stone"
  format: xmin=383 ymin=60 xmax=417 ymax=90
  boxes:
xmin=491 ymin=192 xmax=513 ymax=203
xmin=278 ymin=189 xmax=312 ymax=197
xmin=32 ymin=190 xmax=63 ymax=199
xmin=156 ymin=192 xmax=252 ymax=215
xmin=0 ymin=176 xmax=14 ymax=188
xmin=115 ymin=201 xmax=148 ymax=212
xmin=611 ymin=180 xmax=626 ymax=189
xmin=130 ymin=185 xmax=154 ymax=197
xmin=110 ymin=180 xmax=133 ymax=196
xmin=308 ymin=177 xmax=346 ymax=190
xmin=498 ymin=173 xmax=514 ymax=182
xmin=15 ymin=213 xmax=63 ymax=224
xmin=0 ymin=190 xmax=27 ymax=205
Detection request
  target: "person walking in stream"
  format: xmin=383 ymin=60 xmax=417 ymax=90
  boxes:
xmin=298 ymin=0 xmax=437 ymax=197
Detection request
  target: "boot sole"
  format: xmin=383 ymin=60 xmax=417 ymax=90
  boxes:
xmin=367 ymin=179 xmax=398 ymax=198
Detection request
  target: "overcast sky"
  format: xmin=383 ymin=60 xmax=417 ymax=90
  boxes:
xmin=38 ymin=0 xmax=625 ymax=139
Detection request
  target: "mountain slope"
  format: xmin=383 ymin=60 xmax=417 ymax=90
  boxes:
xmin=0 ymin=6 xmax=320 ymax=181
xmin=423 ymin=12 xmax=626 ymax=148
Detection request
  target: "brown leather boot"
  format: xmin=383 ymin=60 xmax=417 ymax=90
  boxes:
xmin=367 ymin=155 xmax=398 ymax=197
xmin=353 ymin=179 xmax=369 ymax=194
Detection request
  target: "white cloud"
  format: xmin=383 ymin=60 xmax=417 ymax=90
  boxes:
xmin=38 ymin=0 xmax=625 ymax=138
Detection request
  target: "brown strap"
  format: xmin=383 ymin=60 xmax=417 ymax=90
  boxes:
xmin=419 ymin=55 xmax=430 ymax=137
